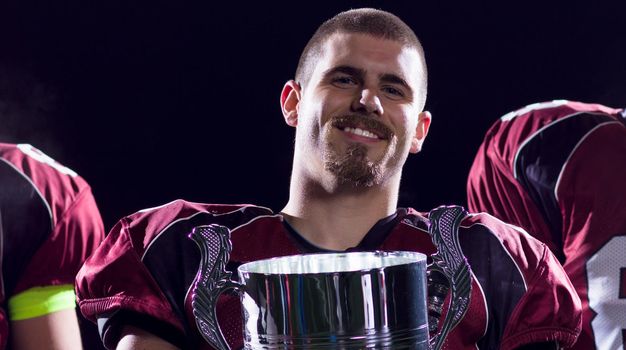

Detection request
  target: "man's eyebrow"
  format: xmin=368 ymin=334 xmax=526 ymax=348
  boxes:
xmin=380 ymin=73 xmax=413 ymax=95
xmin=322 ymin=65 xmax=365 ymax=79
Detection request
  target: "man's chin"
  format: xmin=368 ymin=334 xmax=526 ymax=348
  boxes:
xmin=323 ymin=143 xmax=387 ymax=187
xmin=338 ymin=174 xmax=378 ymax=188
xmin=325 ymin=160 xmax=381 ymax=188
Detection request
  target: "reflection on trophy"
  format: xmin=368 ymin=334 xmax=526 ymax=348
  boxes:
xmin=190 ymin=206 xmax=471 ymax=349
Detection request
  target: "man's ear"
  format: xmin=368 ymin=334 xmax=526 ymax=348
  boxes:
xmin=281 ymin=80 xmax=302 ymax=127
xmin=410 ymin=111 xmax=432 ymax=154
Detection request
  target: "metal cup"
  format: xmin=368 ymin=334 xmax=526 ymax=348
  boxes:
xmin=242 ymin=251 xmax=429 ymax=349
xmin=191 ymin=206 xmax=471 ymax=350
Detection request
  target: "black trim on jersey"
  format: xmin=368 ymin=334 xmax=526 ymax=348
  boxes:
xmin=283 ymin=209 xmax=406 ymax=253
xmin=514 ymin=112 xmax=615 ymax=263
xmin=459 ymin=224 xmax=527 ymax=349
xmin=138 ymin=206 xmax=271 ymax=348
xmin=0 ymin=159 xmax=52 ymax=299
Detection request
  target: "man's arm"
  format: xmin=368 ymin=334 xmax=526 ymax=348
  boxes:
xmin=116 ymin=325 xmax=180 ymax=350
xmin=11 ymin=308 xmax=82 ymax=350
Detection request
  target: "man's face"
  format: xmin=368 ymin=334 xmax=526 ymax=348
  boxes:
xmin=286 ymin=33 xmax=429 ymax=188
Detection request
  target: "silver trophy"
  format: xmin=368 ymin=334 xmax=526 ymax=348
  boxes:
xmin=190 ymin=206 xmax=471 ymax=349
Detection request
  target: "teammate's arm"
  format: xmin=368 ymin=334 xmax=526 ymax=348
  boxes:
xmin=9 ymin=284 xmax=83 ymax=349
xmin=11 ymin=308 xmax=83 ymax=350
xmin=117 ymin=325 xmax=180 ymax=350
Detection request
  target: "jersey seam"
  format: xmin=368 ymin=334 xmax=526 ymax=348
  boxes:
xmin=140 ymin=210 xmax=212 ymax=261
xmin=554 ymin=120 xmax=623 ymax=201
xmin=500 ymin=244 xmax=579 ymax=348
xmin=79 ymin=295 xmax=180 ymax=325
xmin=513 ymin=111 xmax=587 ymax=179
xmin=51 ymin=185 xmax=91 ymax=232
xmin=511 ymin=111 xmax=614 ymax=180
xmin=500 ymin=326 xmax=580 ymax=350
xmin=115 ymin=217 xmax=182 ymax=329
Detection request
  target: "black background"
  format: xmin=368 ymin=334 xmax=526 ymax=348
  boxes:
xmin=1 ymin=1 xmax=625 ymax=229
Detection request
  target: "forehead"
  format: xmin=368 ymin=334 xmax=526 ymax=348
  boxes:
xmin=312 ymin=33 xmax=424 ymax=87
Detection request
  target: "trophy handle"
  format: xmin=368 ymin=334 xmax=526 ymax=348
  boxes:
xmin=427 ymin=205 xmax=472 ymax=350
xmin=189 ymin=224 xmax=241 ymax=350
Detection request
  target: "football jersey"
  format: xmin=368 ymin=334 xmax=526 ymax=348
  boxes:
xmin=0 ymin=143 xmax=105 ymax=349
xmin=77 ymin=199 xmax=581 ymax=349
xmin=467 ymin=100 xmax=626 ymax=349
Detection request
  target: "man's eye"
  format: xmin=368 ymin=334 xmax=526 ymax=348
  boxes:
xmin=383 ymin=86 xmax=405 ymax=98
xmin=331 ymin=76 xmax=357 ymax=86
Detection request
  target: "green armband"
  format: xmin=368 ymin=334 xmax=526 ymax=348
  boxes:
xmin=8 ymin=284 xmax=76 ymax=321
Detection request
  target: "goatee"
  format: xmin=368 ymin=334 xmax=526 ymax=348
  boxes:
xmin=324 ymin=143 xmax=383 ymax=187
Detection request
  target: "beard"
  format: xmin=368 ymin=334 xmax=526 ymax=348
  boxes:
xmin=322 ymin=114 xmax=398 ymax=188
xmin=324 ymin=142 xmax=382 ymax=187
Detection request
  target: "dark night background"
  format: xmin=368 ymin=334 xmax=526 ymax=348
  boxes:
xmin=1 ymin=1 xmax=625 ymax=230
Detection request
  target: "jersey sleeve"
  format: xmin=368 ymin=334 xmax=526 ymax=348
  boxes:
xmin=14 ymin=186 xmax=105 ymax=294
xmin=500 ymin=237 xmax=581 ymax=349
xmin=76 ymin=216 xmax=185 ymax=349
xmin=464 ymin=213 xmax=582 ymax=349
xmin=75 ymin=200 xmax=244 ymax=349
xmin=557 ymin=119 xmax=626 ymax=252
xmin=466 ymin=118 xmax=558 ymax=254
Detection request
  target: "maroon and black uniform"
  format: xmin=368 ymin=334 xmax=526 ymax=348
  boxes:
xmin=77 ymin=200 xmax=581 ymax=349
xmin=0 ymin=143 xmax=105 ymax=348
xmin=467 ymin=100 xmax=626 ymax=349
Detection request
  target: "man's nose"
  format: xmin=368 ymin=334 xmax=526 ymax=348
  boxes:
xmin=351 ymin=88 xmax=383 ymax=116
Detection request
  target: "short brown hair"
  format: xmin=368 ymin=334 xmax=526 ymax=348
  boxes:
xmin=295 ymin=8 xmax=427 ymax=105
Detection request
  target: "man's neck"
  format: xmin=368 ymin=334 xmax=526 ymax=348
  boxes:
xmin=281 ymin=173 xmax=400 ymax=251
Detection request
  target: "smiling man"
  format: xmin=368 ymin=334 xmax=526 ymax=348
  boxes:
xmin=76 ymin=9 xmax=581 ymax=350
xmin=279 ymin=30 xmax=430 ymax=250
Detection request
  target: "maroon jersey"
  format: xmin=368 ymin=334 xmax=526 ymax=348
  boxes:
xmin=77 ymin=199 xmax=581 ymax=349
xmin=467 ymin=100 xmax=626 ymax=349
xmin=0 ymin=143 xmax=105 ymax=348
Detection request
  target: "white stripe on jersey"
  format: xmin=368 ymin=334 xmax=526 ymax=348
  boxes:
xmin=16 ymin=144 xmax=77 ymax=177
xmin=500 ymin=100 xmax=568 ymax=122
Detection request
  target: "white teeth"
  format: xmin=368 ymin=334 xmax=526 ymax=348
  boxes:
xmin=343 ymin=127 xmax=379 ymax=139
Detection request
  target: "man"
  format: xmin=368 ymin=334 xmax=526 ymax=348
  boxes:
xmin=0 ymin=143 xmax=105 ymax=349
xmin=77 ymin=9 xmax=581 ymax=349
xmin=467 ymin=100 xmax=626 ymax=349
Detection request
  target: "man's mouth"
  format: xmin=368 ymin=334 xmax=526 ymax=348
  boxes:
xmin=331 ymin=115 xmax=392 ymax=141
xmin=341 ymin=126 xmax=380 ymax=139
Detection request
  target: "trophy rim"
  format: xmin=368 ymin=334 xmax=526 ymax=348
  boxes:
xmin=237 ymin=250 xmax=427 ymax=276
